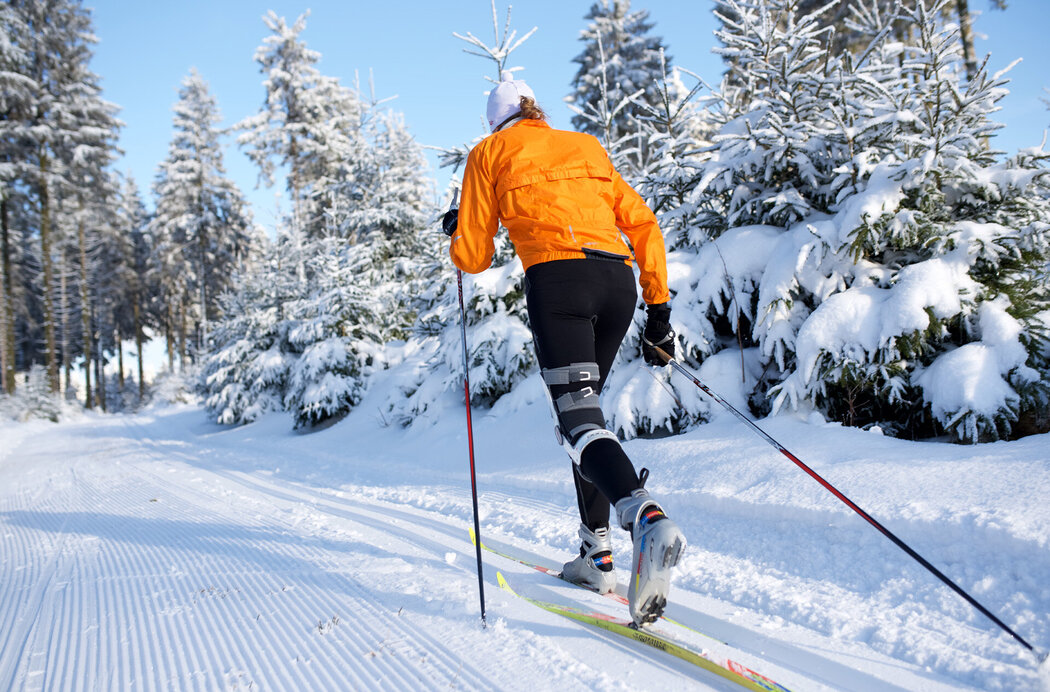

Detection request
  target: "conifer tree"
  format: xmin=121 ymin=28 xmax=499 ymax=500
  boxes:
xmin=68 ymin=136 xmax=121 ymax=410
xmin=237 ymin=11 xmax=363 ymax=242
xmin=696 ymin=0 xmax=1049 ymax=442
xmin=0 ymin=2 xmax=32 ymax=395
xmin=207 ymin=17 xmax=434 ymax=427
xmin=201 ymin=240 xmax=294 ymax=425
xmin=5 ymin=0 xmax=121 ymax=396
xmin=280 ymin=238 xmax=384 ymax=427
xmin=152 ymin=69 xmax=254 ymax=365
xmin=114 ymin=173 xmax=155 ymax=402
xmin=568 ymin=0 xmax=670 ymax=178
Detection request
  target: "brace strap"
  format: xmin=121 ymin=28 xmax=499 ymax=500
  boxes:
xmin=554 ymin=387 xmax=600 ymax=414
xmin=542 ymin=363 xmax=599 ymax=386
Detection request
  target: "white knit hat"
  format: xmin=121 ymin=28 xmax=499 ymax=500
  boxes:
xmin=486 ymin=70 xmax=535 ymax=132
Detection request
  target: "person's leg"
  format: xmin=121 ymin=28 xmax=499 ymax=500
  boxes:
xmin=525 ymin=260 xmax=627 ymax=593
xmin=527 ymin=259 xmax=686 ymax=624
xmin=525 ymin=260 xmax=639 ymax=526
xmin=575 ymin=261 xmax=642 ymax=508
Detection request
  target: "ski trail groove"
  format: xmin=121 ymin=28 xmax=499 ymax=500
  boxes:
xmin=10 ymin=416 xmax=509 ymax=690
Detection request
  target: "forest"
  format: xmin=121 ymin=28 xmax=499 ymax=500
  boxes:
xmin=2 ymin=0 xmax=1048 ymax=443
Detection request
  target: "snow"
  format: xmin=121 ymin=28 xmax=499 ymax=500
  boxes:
xmin=2 ymin=385 xmax=1047 ymax=690
xmin=792 ymin=256 xmax=974 ymax=383
xmin=919 ymin=342 xmax=1018 ymax=423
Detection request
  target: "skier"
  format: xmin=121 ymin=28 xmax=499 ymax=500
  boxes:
xmin=443 ymin=71 xmax=686 ymax=626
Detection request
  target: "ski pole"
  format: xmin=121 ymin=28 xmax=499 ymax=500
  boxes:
xmin=449 ymin=189 xmax=487 ymax=626
xmin=653 ymin=346 xmax=1042 ymax=659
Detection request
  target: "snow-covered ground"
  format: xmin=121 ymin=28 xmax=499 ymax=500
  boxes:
xmin=1 ymin=375 xmax=1048 ymax=691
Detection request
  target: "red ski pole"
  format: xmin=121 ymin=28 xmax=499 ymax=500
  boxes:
xmin=449 ymin=189 xmax=486 ymax=626
xmin=458 ymin=266 xmax=486 ymax=626
xmin=654 ymin=346 xmax=1042 ymax=659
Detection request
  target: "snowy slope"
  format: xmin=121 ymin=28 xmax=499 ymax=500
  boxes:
xmin=1 ymin=378 xmax=1048 ymax=691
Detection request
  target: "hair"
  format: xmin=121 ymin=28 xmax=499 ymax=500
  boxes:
xmin=519 ymin=96 xmax=546 ymax=121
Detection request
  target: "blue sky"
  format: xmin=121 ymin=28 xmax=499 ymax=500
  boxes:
xmin=88 ymin=1 xmax=1050 ymax=235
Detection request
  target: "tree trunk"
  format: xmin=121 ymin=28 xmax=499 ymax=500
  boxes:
xmin=198 ymin=231 xmax=208 ymax=354
xmin=178 ymin=300 xmax=187 ymax=369
xmin=1 ymin=194 xmax=14 ymax=394
xmin=77 ymin=199 xmax=93 ymax=408
xmin=94 ymin=309 xmax=105 ymax=411
xmin=39 ymin=154 xmax=59 ymax=393
xmin=116 ymin=325 xmax=125 ymax=392
xmin=0 ymin=246 xmax=7 ymax=395
xmin=196 ymin=171 xmax=209 ymax=355
xmin=60 ymin=256 xmax=71 ymax=398
xmin=95 ymin=307 xmax=106 ymax=412
xmin=134 ymin=301 xmax=145 ymax=400
xmin=166 ymin=302 xmax=175 ymax=372
xmin=289 ymin=135 xmax=307 ymax=286
xmin=956 ymin=0 xmax=977 ymax=81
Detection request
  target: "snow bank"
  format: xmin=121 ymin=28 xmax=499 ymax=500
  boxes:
xmin=793 ymin=257 xmax=976 ymax=383
xmin=917 ymin=299 xmax=1040 ymax=441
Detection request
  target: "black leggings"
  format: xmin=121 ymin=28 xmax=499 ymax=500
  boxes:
xmin=525 ymin=258 xmax=643 ymax=530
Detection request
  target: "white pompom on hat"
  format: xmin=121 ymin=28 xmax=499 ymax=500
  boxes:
xmin=486 ymin=70 xmax=535 ymax=132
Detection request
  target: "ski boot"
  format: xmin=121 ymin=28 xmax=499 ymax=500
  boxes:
xmin=560 ymin=523 xmax=617 ymax=594
xmin=615 ymin=488 xmax=686 ymax=627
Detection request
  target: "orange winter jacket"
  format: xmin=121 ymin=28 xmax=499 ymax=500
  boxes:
xmin=449 ymin=118 xmax=669 ymax=305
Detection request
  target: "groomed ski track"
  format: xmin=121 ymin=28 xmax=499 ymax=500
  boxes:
xmin=1 ymin=402 xmax=1046 ymax=691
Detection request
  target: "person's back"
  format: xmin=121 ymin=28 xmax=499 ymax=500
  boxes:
xmin=465 ymin=118 xmax=632 ymax=271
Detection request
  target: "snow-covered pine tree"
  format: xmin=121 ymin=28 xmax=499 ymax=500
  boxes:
xmin=209 ymin=20 xmax=435 ymax=427
xmin=698 ymin=0 xmax=1050 ymax=442
xmin=203 ymin=230 xmax=389 ymax=429
xmin=5 ymin=0 xmax=121 ymax=393
xmin=86 ymin=180 xmax=131 ymax=411
xmin=151 ymin=69 xmax=254 ymax=366
xmin=682 ymin=0 xmax=884 ymax=433
xmin=113 ymin=173 xmax=155 ymax=403
xmin=599 ymin=55 xmax=720 ymax=439
xmin=317 ymin=93 xmax=436 ymax=342
xmin=281 ymin=238 xmax=384 ymax=428
xmin=236 ymin=11 xmax=363 ymax=242
xmin=568 ymin=0 xmax=670 ymax=179
xmin=65 ymin=119 xmax=121 ymax=410
xmin=0 ymin=1 xmax=33 ymax=395
xmin=201 ymin=239 xmax=294 ymax=425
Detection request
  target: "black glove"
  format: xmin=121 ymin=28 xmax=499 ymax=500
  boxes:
xmin=442 ymin=209 xmax=458 ymax=237
xmin=642 ymin=302 xmax=674 ymax=365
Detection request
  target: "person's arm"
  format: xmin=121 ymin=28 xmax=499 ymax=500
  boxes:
xmin=449 ymin=145 xmax=500 ymax=274
xmin=611 ymin=169 xmax=669 ymax=305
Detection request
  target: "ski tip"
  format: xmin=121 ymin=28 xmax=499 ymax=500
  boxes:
xmin=496 ymin=571 xmax=514 ymax=594
xmin=468 ymin=526 xmax=486 ymax=550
